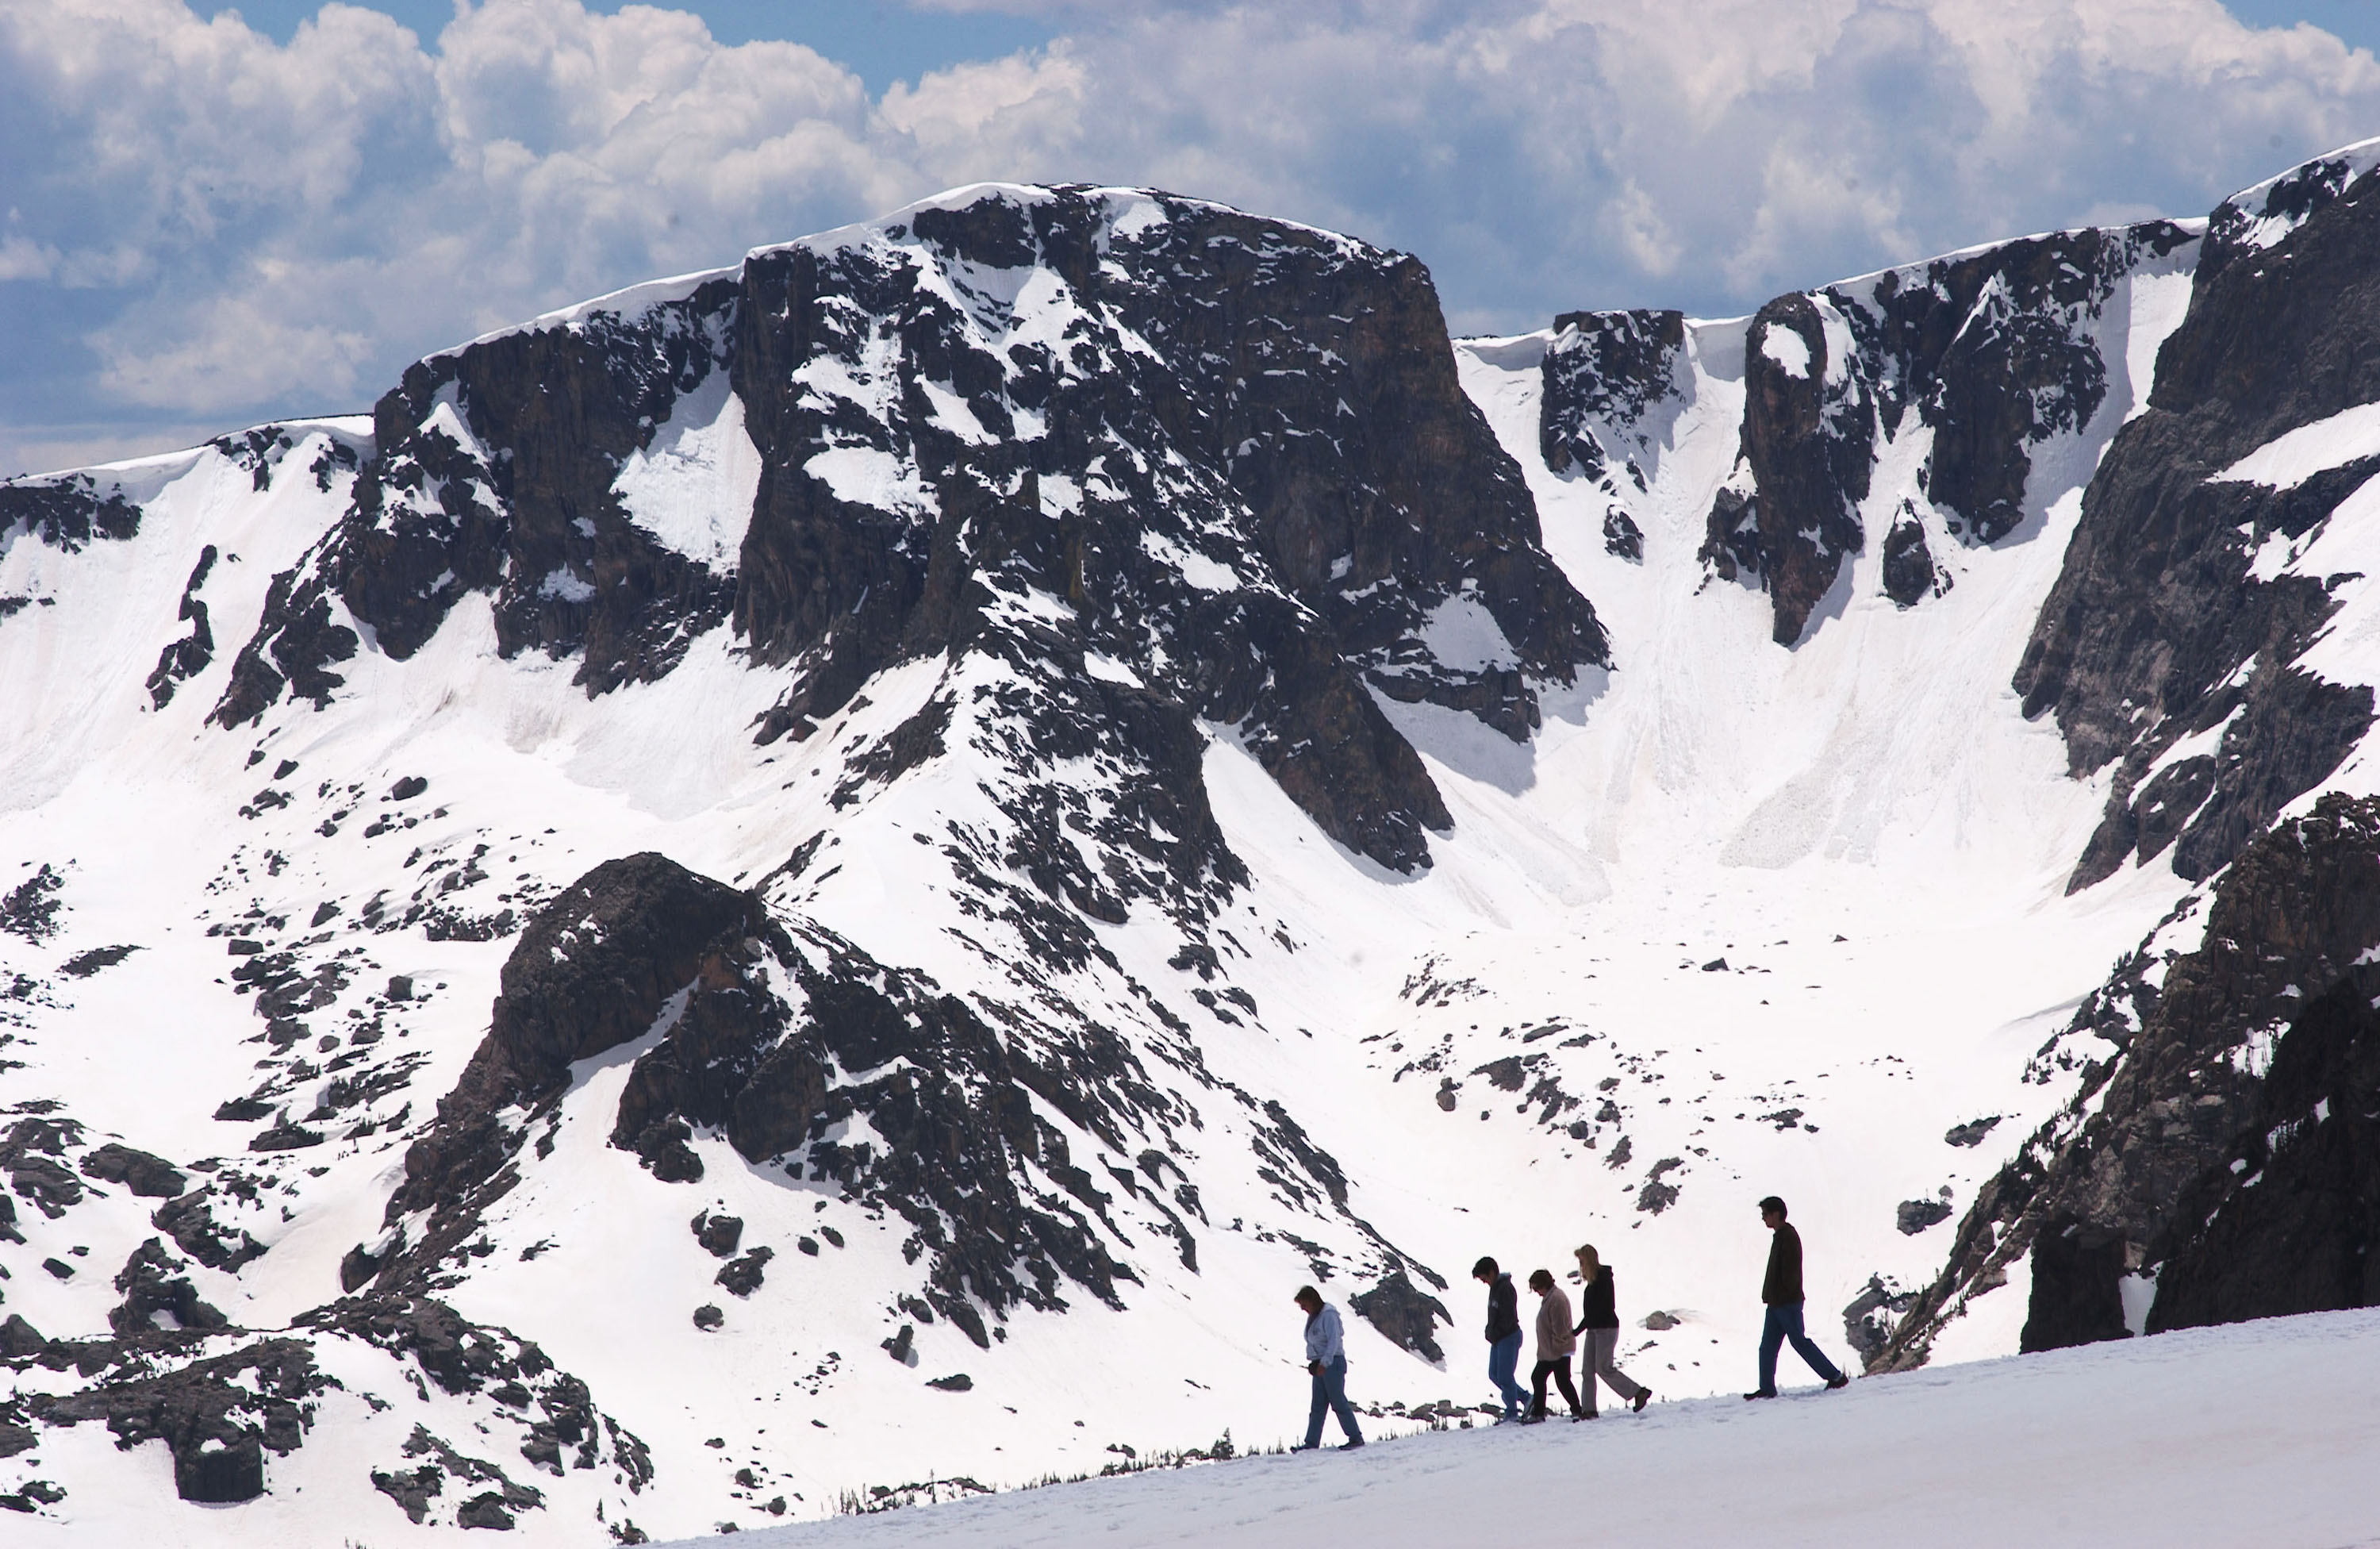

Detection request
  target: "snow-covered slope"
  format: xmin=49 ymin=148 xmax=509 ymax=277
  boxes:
xmin=3 ymin=148 xmax=2380 ymax=1541
xmin=686 ymin=1304 xmax=2380 ymax=1549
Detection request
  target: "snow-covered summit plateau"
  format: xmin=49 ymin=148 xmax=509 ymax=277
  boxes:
xmin=5 ymin=148 xmax=2380 ymax=1539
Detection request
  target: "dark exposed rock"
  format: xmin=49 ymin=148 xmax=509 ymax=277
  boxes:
xmin=925 ymin=1373 xmax=973 ymax=1392
xmin=57 ymin=944 xmax=139 ymax=978
xmin=1841 ymin=1275 xmax=1915 ymax=1366
xmin=1634 ymin=1157 xmax=1684 ymax=1214
xmin=248 ymin=1122 xmax=324 ymax=1152
xmin=2148 ymin=971 xmax=2380 ymax=1331
xmin=2018 ymin=166 xmax=2380 ymax=891
xmin=1539 ymin=309 xmax=1685 ymax=481
xmin=109 ymin=1238 xmax=229 ymax=1336
xmin=213 ymin=275 xmax=743 ymax=731
xmin=152 ymin=1185 xmax=266 ymax=1272
xmin=28 ymin=1335 xmax=319 ymax=1503
xmin=1894 ymin=1198 xmax=1952 ymax=1235
xmin=0 ymin=1315 xmax=47 ymax=1359
xmin=1883 ymin=794 xmax=2380 ymax=1368
xmin=692 ymin=1212 xmax=743 ymax=1259
xmin=1879 ymin=516 xmax=1943 ymax=608
xmin=382 ymin=847 xmax=1414 ymax=1354
xmin=80 ymin=1143 xmax=185 ymax=1198
xmin=2023 ymin=1215 xmax=2132 ymax=1350
xmin=692 ymin=1305 xmax=724 ymax=1332
xmin=372 ymin=1420 xmax=550 ymax=1529
xmin=1349 ymin=1270 xmax=1450 ymax=1364
xmin=0 ymin=866 xmax=63 ymax=944
xmin=1944 ymin=1117 xmax=2002 ymax=1148
xmin=1702 ymin=294 xmax=1875 ymax=644
xmin=212 ymin=189 xmax=1601 ymax=878
xmin=147 ymin=545 xmax=218 ymax=709
xmin=1674 ymin=221 xmax=2193 ymax=644
xmin=715 ymin=1248 xmax=773 ymax=1298
xmin=374 ymin=853 xmax=762 ymax=1282
xmin=0 ymin=472 xmax=142 ymax=552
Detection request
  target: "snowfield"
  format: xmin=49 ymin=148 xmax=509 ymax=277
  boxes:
xmin=704 ymin=1305 xmax=2380 ymax=1548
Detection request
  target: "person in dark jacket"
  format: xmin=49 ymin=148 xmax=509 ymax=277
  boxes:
xmin=1291 ymin=1286 xmax=1364 ymax=1451
xmin=1571 ymin=1243 xmax=1650 ymax=1416
xmin=1746 ymin=1196 xmax=1849 ymax=1399
xmin=1473 ymin=1255 xmax=1529 ymax=1420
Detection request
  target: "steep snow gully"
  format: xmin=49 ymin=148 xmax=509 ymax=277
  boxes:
xmin=6 ymin=146 xmax=2380 ymax=1539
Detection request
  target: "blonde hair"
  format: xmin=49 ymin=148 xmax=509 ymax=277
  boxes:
xmin=1575 ymin=1243 xmax=1602 ymax=1278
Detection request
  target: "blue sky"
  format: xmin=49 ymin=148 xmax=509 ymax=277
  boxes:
xmin=7 ymin=0 xmax=2380 ymax=475
xmin=206 ymin=1 xmax=1061 ymax=92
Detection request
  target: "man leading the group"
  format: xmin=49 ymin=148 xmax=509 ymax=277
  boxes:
xmin=1745 ymin=1195 xmax=1851 ymax=1400
xmin=1292 ymin=1286 xmax=1365 ymax=1451
xmin=1473 ymin=1255 xmax=1529 ymax=1421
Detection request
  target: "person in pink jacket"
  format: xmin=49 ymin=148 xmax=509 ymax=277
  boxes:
xmin=1525 ymin=1269 xmax=1585 ymax=1421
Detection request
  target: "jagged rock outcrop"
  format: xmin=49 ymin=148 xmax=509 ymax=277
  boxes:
xmin=0 ymin=472 xmax=142 ymax=554
xmin=10 ymin=1293 xmax=648 ymax=1522
xmin=1691 ymin=224 xmax=2193 ymax=644
xmin=2019 ymin=159 xmax=2380 ymax=890
xmin=209 ymin=186 xmax=1604 ymax=874
xmin=376 ymin=849 xmax=1433 ymax=1346
xmin=1877 ymin=794 xmax=2380 ymax=1366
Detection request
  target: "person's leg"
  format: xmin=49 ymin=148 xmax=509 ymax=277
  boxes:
xmin=1529 ymin=1359 xmax=1553 ymax=1417
xmin=1324 ymin=1355 xmax=1363 ymax=1443
xmin=1592 ymin=1329 xmax=1646 ymax=1403
xmin=1782 ymin=1302 xmax=1845 ymax=1382
xmin=1305 ymin=1364 xmax=1329 ymax=1448
xmin=1553 ymin=1356 xmax=1583 ymax=1416
xmin=1490 ymin=1332 xmax=1526 ymax=1416
xmin=1756 ymin=1305 xmax=1784 ymax=1394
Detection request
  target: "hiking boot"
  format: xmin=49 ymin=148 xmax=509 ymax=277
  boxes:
xmin=1825 ymin=1374 xmax=1849 ymax=1390
xmin=1743 ymin=1389 xmax=1778 ymax=1401
xmin=1338 ymin=1439 xmax=1365 ymax=1451
xmin=1632 ymin=1389 xmax=1651 ymax=1413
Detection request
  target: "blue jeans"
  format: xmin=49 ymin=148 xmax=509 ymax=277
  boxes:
xmin=1487 ymin=1332 xmax=1527 ymax=1416
xmin=1758 ymin=1301 xmax=1844 ymax=1392
xmin=1305 ymin=1355 xmax=1361 ymax=1447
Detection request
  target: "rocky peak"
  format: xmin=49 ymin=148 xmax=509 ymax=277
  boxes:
xmin=210 ymin=183 xmax=1603 ymax=877
xmin=2018 ymin=154 xmax=2380 ymax=890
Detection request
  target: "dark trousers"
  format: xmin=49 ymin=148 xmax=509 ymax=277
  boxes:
xmin=1757 ymin=1301 xmax=1844 ymax=1392
xmin=1304 ymin=1355 xmax=1362 ymax=1447
xmin=1487 ymin=1332 xmax=1527 ymax=1416
xmin=1530 ymin=1356 xmax=1582 ymax=1417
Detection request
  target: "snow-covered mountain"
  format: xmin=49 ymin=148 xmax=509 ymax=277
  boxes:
xmin=5 ymin=147 xmax=2380 ymax=1541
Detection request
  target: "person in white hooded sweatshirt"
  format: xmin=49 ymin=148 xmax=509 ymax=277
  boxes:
xmin=1292 ymin=1286 xmax=1365 ymax=1451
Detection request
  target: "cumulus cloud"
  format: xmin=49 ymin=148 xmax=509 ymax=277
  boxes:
xmin=4 ymin=0 xmax=2379 ymax=473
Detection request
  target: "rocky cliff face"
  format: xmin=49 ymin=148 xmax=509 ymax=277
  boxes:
xmin=2017 ymin=156 xmax=2380 ymax=892
xmin=1696 ymin=226 xmax=2194 ymax=643
xmin=1876 ymin=794 xmax=2380 ymax=1366
xmin=214 ymin=185 xmax=1603 ymax=877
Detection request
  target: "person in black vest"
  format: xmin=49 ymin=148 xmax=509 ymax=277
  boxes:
xmin=1745 ymin=1195 xmax=1850 ymax=1399
xmin=1472 ymin=1255 xmax=1529 ymax=1421
xmin=1571 ymin=1243 xmax=1650 ymax=1416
